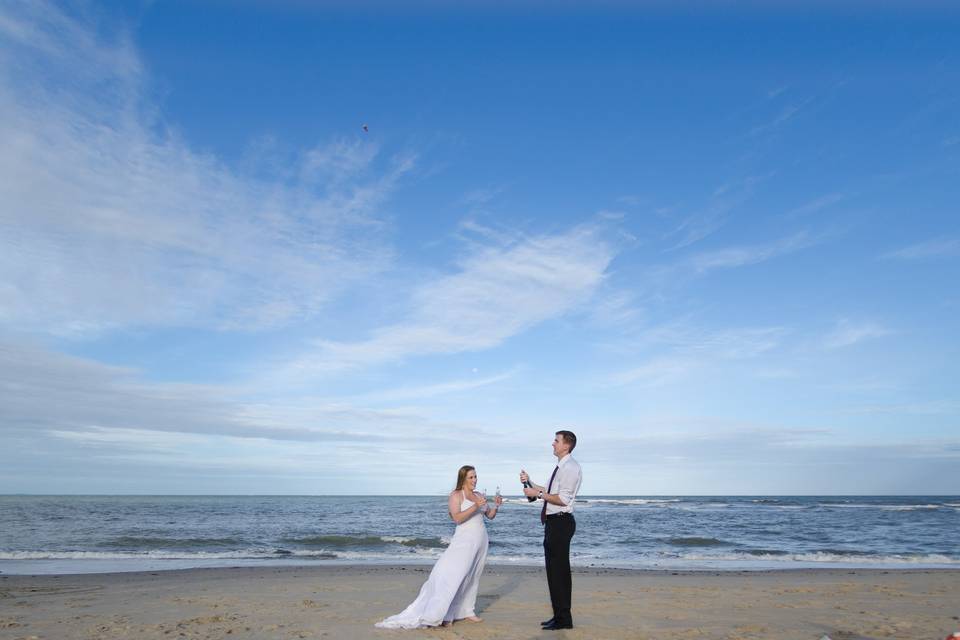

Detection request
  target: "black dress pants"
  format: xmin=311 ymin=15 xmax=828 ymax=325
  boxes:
xmin=543 ymin=513 xmax=576 ymax=625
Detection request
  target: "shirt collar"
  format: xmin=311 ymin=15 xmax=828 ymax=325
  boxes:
xmin=557 ymin=453 xmax=572 ymax=467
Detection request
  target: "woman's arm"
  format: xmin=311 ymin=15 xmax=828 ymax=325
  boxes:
xmin=448 ymin=491 xmax=481 ymax=525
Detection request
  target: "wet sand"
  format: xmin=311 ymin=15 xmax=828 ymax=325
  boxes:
xmin=1 ymin=565 xmax=958 ymax=639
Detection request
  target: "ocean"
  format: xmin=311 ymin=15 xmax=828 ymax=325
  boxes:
xmin=1 ymin=495 xmax=957 ymax=575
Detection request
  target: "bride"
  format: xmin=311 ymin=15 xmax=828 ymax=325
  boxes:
xmin=375 ymin=465 xmax=503 ymax=629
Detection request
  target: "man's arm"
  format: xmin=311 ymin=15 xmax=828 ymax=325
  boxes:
xmin=549 ymin=463 xmax=580 ymax=507
xmin=521 ymin=473 xmax=575 ymax=505
xmin=540 ymin=491 xmax=567 ymax=506
xmin=522 ymin=485 xmax=569 ymax=505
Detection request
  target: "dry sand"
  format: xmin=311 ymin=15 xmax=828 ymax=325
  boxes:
xmin=1 ymin=565 xmax=958 ymax=640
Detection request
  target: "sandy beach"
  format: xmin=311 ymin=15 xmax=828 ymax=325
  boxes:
xmin=1 ymin=565 xmax=958 ymax=640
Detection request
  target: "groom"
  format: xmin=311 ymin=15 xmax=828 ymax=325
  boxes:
xmin=520 ymin=430 xmax=582 ymax=631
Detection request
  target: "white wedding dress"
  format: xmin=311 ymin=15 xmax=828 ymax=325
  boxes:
xmin=375 ymin=491 xmax=489 ymax=629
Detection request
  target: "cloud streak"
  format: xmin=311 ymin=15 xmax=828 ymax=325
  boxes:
xmin=608 ymin=325 xmax=789 ymax=387
xmin=823 ymin=319 xmax=892 ymax=349
xmin=883 ymin=237 xmax=960 ymax=260
xmin=689 ymin=231 xmax=816 ymax=273
xmin=349 ymin=368 xmax=520 ymax=404
xmin=286 ymin=224 xmax=617 ymax=373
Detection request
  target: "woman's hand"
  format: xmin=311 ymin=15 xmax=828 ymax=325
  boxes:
xmin=484 ymin=493 xmax=503 ymax=520
xmin=473 ymin=492 xmax=488 ymax=508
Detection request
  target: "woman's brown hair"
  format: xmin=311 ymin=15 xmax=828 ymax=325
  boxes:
xmin=454 ymin=465 xmax=476 ymax=491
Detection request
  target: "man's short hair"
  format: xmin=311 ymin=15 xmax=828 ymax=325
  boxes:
xmin=556 ymin=430 xmax=577 ymax=452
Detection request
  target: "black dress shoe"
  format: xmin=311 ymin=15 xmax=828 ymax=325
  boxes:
xmin=540 ymin=617 xmax=555 ymax=626
xmin=542 ymin=620 xmax=573 ymax=630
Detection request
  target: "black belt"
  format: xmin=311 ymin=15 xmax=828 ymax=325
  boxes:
xmin=545 ymin=512 xmax=574 ymax=520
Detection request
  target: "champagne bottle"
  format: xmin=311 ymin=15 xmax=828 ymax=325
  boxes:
xmin=522 ymin=477 xmax=536 ymax=502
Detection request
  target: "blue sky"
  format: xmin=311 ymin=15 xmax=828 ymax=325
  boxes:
xmin=1 ymin=1 xmax=958 ymax=495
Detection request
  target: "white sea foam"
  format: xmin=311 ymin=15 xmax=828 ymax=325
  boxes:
xmin=822 ymin=503 xmax=944 ymax=511
xmin=581 ymin=498 xmax=680 ymax=506
xmin=679 ymin=552 xmax=960 ymax=565
xmin=379 ymin=536 xmax=449 ymax=547
xmin=2 ymin=549 xmax=332 ymax=560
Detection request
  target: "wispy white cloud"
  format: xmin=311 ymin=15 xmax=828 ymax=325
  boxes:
xmin=627 ymin=323 xmax=789 ymax=359
xmin=348 ymin=367 xmax=519 ymax=404
xmin=284 ymin=223 xmax=617 ymax=373
xmin=460 ymin=186 xmax=506 ymax=208
xmin=842 ymin=400 xmax=960 ymax=416
xmin=455 ymin=217 xmax=523 ymax=247
xmin=766 ymin=85 xmax=788 ymax=99
xmin=749 ymin=96 xmax=813 ymax=137
xmin=615 ymin=194 xmax=643 ymax=206
xmin=582 ymin=290 xmax=644 ymax=329
xmin=689 ymin=231 xmax=816 ymax=273
xmin=784 ymin=192 xmax=846 ymax=218
xmin=883 ymin=236 xmax=960 ymax=260
xmin=823 ymin=319 xmax=892 ymax=349
xmin=609 ymin=355 xmax=702 ymax=387
xmin=0 ymin=2 xmax=410 ymax=336
xmin=665 ymin=200 xmax=732 ymax=251
xmin=300 ymin=137 xmax=383 ymax=185
xmin=665 ymin=174 xmax=771 ymax=251
xmin=607 ymin=324 xmax=789 ymax=386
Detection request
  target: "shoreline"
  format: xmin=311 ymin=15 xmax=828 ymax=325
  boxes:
xmin=5 ymin=557 xmax=960 ymax=578
xmin=3 ymin=565 xmax=959 ymax=639
xmin=5 ymin=563 xmax=960 ymax=578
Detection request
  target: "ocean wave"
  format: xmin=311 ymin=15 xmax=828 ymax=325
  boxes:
xmin=579 ymin=499 xmax=680 ymax=506
xmin=878 ymin=505 xmax=944 ymax=511
xmin=746 ymin=501 xmax=808 ymax=510
xmin=820 ymin=503 xmax=944 ymax=510
xmin=664 ymin=537 xmax=730 ymax=547
xmin=0 ymin=549 xmax=337 ymax=561
xmin=381 ymin=536 xmax=448 ymax=549
xmin=98 ymin=536 xmax=244 ymax=549
xmin=673 ymin=503 xmax=733 ymax=511
xmin=281 ymin=535 xmax=447 ymax=549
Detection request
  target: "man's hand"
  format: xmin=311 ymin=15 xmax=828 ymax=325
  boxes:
xmin=523 ymin=486 xmax=539 ymax=498
xmin=519 ymin=469 xmax=530 ymax=484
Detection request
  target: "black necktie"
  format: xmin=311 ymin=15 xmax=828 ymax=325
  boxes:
xmin=540 ymin=465 xmax=559 ymax=525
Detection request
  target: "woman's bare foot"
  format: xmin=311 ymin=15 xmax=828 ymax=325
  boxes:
xmin=440 ymin=621 xmax=452 ymax=627
xmin=463 ymin=616 xmax=483 ymax=623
